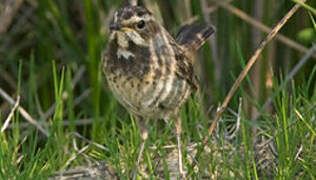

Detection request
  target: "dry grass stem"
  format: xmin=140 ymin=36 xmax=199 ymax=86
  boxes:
xmin=211 ymin=0 xmax=316 ymax=59
xmin=62 ymin=145 xmax=89 ymax=170
xmin=206 ymin=0 xmax=234 ymax=14
xmin=202 ymin=0 xmax=306 ymax=148
xmin=226 ymin=97 xmax=242 ymax=139
xmin=0 ymin=87 xmax=49 ymax=136
xmin=294 ymin=143 xmax=303 ymax=160
xmin=1 ymin=96 xmax=20 ymax=133
xmin=9 ymin=118 xmax=94 ymax=130
xmin=72 ymin=132 xmax=109 ymax=151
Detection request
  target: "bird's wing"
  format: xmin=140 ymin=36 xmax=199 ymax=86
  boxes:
xmin=176 ymin=23 xmax=214 ymax=52
xmin=172 ymin=43 xmax=199 ymax=91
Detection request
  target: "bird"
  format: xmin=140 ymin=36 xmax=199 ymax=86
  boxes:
xmin=102 ymin=5 xmax=214 ymax=179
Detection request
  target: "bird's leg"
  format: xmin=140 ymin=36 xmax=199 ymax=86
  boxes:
xmin=132 ymin=119 xmax=149 ymax=180
xmin=175 ymin=115 xmax=186 ymax=179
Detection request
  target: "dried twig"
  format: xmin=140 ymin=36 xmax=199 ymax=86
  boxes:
xmin=206 ymin=0 xmax=234 ymax=14
xmin=226 ymin=97 xmax=242 ymax=140
xmin=72 ymin=132 xmax=109 ymax=151
xmin=72 ymin=88 xmax=91 ymax=106
xmin=62 ymin=145 xmax=89 ymax=170
xmin=201 ymin=0 xmax=306 ymax=153
xmin=1 ymin=96 xmax=20 ymax=133
xmin=211 ymin=0 xmax=316 ymax=59
xmin=0 ymin=87 xmax=49 ymax=136
xmin=10 ymin=118 xmax=94 ymax=129
xmin=294 ymin=143 xmax=303 ymax=160
xmin=49 ymin=161 xmax=111 ymax=179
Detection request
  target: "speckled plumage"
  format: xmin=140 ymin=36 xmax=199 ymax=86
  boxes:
xmin=102 ymin=5 xmax=214 ymax=178
xmin=103 ymin=7 xmax=213 ymax=120
xmin=104 ymin=34 xmax=192 ymax=120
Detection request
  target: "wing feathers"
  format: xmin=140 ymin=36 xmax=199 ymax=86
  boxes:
xmin=176 ymin=23 xmax=215 ymax=51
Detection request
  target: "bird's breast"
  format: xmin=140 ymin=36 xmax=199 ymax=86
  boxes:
xmin=104 ymin=33 xmax=193 ymax=119
xmin=105 ymin=35 xmax=152 ymax=79
xmin=106 ymin=70 xmax=191 ymax=119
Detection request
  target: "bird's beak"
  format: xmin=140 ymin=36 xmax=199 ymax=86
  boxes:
xmin=110 ymin=22 xmax=134 ymax=32
xmin=110 ymin=22 xmax=122 ymax=31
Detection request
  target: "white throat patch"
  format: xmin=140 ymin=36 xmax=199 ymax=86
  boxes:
xmin=117 ymin=48 xmax=135 ymax=60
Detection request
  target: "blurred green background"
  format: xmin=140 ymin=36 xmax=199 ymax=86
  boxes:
xmin=0 ymin=0 xmax=315 ymax=179
xmin=1 ymin=0 xmax=315 ymax=118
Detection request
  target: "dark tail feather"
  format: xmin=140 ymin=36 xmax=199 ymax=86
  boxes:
xmin=176 ymin=23 xmax=215 ymax=51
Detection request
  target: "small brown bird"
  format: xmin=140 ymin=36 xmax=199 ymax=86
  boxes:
xmin=103 ymin=5 xmax=214 ymax=179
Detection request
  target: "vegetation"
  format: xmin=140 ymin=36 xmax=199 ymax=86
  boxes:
xmin=0 ymin=0 xmax=315 ymax=179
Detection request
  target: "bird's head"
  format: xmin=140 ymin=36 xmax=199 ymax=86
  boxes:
xmin=109 ymin=6 xmax=161 ymax=47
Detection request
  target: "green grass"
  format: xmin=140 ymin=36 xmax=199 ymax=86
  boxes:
xmin=0 ymin=0 xmax=315 ymax=179
xmin=0 ymin=63 xmax=315 ymax=179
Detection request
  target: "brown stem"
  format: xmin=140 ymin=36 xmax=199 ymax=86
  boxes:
xmin=211 ymin=0 xmax=316 ymax=59
xmin=203 ymin=0 xmax=306 ymax=150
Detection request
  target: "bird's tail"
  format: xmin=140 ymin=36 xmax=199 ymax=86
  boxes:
xmin=176 ymin=23 xmax=215 ymax=51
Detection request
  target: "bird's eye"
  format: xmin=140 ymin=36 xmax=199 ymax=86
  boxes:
xmin=136 ymin=20 xmax=145 ymax=29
